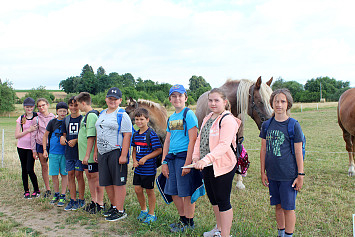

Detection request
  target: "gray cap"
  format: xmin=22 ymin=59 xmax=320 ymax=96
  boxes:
xmin=23 ymin=97 xmax=35 ymax=106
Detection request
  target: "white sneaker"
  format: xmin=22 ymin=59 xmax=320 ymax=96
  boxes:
xmin=203 ymin=225 xmax=220 ymax=237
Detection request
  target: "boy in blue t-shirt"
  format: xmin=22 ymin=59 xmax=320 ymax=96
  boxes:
xmin=60 ymin=97 xmax=85 ymax=211
xmin=161 ymin=84 xmax=199 ymax=232
xmin=132 ymin=108 xmax=162 ymax=224
xmin=43 ymin=102 xmax=69 ymax=207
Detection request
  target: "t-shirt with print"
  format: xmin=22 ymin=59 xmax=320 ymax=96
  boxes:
xmin=62 ymin=115 xmax=82 ymax=161
xmin=167 ymin=107 xmax=198 ymax=154
xmin=78 ymin=112 xmax=98 ymax=163
xmin=95 ymin=108 xmax=132 ymax=155
xmin=131 ymin=128 xmax=162 ymax=176
xmin=259 ymin=117 xmax=303 ymax=181
xmin=46 ymin=118 xmax=65 ymax=155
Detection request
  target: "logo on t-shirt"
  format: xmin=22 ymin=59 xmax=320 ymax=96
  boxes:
xmin=169 ymin=119 xmax=184 ymax=130
xmin=69 ymin=122 xmax=80 ymax=135
xmin=266 ymin=130 xmax=285 ymax=157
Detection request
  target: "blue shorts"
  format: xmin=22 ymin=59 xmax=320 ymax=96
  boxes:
xmin=269 ymin=179 xmax=297 ymax=210
xmin=49 ymin=154 xmax=68 ymax=176
xmin=164 ymin=152 xmax=194 ymax=197
xmin=66 ymin=160 xmax=84 ymax=172
xmin=36 ymin=143 xmax=49 ymax=155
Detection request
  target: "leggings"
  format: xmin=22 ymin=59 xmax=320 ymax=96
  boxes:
xmin=17 ymin=148 xmax=39 ymax=192
xmin=202 ymin=165 xmax=236 ymax=212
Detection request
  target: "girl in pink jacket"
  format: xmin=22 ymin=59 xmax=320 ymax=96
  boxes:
xmin=193 ymin=88 xmax=241 ymax=237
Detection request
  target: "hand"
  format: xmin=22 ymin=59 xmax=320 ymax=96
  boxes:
xmin=138 ymin=157 xmax=147 ymax=166
xmin=29 ymin=124 xmax=38 ymax=132
xmin=68 ymin=139 xmax=78 ymax=147
xmin=292 ymin=176 xmax=304 ymax=191
xmin=192 ymin=157 xmax=199 ymax=164
xmin=162 ymin=163 xmax=169 ymax=178
xmin=43 ymin=150 xmax=48 ymax=159
xmin=181 ymin=168 xmax=191 ymax=176
xmin=82 ymin=156 xmax=89 ymax=165
xmin=119 ymin=155 xmax=127 ymax=164
xmin=93 ymin=153 xmax=98 ymax=163
xmin=261 ymin=173 xmax=269 ymax=187
xmin=194 ymin=160 xmax=207 ymax=170
xmin=60 ymin=136 xmax=67 ymax=146
xmin=133 ymin=161 xmax=139 ymax=168
xmin=33 ymin=152 xmax=39 ymax=160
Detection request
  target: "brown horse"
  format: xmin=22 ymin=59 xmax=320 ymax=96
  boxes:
xmin=195 ymin=76 xmax=274 ymax=189
xmin=125 ymin=98 xmax=168 ymax=144
xmin=337 ymin=88 xmax=355 ymax=176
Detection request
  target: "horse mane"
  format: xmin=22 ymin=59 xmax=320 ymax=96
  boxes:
xmin=137 ymin=99 xmax=167 ymax=116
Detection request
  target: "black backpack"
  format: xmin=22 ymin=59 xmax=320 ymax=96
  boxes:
xmin=83 ymin=110 xmax=100 ymax=127
xmin=132 ymin=127 xmax=163 ymax=167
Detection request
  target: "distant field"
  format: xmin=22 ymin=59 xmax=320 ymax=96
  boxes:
xmin=15 ymin=91 xmax=67 ymax=100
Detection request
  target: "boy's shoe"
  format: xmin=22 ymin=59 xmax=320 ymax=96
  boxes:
xmin=170 ymin=222 xmax=195 ymax=233
xmin=57 ymin=194 xmax=66 ymax=207
xmin=142 ymin=214 xmax=157 ymax=224
xmin=203 ymin=225 xmax=220 ymax=237
xmin=50 ymin=192 xmax=60 ymax=204
xmin=77 ymin=199 xmax=85 ymax=208
xmin=71 ymin=200 xmax=79 ymax=210
xmin=105 ymin=209 xmax=127 ymax=221
xmin=24 ymin=191 xmax=31 ymax=199
xmin=44 ymin=190 xmax=51 ymax=198
xmin=31 ymin=190 xmax=40 ymax=198
xmin=137 ymin=210 xmax=148 ymax=222
xmin=103 ymin=204 xmax=115 ymax=217
xmin=84 ymin=201 xmax=96 ymax=212
xmin=91 ymin=203 xmax=105 ymax=214
xmin=64 ymin=199 xmax=75 ymax=211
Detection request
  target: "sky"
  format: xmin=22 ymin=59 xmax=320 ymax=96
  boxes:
xmin=1 ymin=0 xmax=355 ymax=90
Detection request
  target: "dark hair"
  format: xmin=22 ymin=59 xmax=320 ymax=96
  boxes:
xmin=269 ymin=88 xmax=293 ymax=115
xmin=67 ymin=96 xmax=77 ymax=105
xmin=208 ymin=88 xmax=231 ymax=110
xmin=75 ymin=92 xmax=91 ymax=105
xmin=134 ymin=108 xmax=149 ymax=119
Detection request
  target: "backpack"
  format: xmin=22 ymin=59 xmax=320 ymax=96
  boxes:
xmin=262 ymin=117 xmax=306 ymax=159
xmin=83 ymin=110 xmax=100 ymax=127
xmin=20 ymin=112 xmax=38 ymax=132
xmin=132 ymin=127 xmax=163 ymax=167
xmin=167 ymin=107 xmax=191 ymax=136
xmin=219 ymin=113 xmax=250 ymax=175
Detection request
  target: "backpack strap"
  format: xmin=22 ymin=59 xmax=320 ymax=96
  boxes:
xmin=218 ymin=113 xmax=231 ymax=129
xmin=287 ymin=118 xmax=297 ymax=155
xmin=262 ymin=117 xmax=274 ymax=136
xmin=182 ymin=108 xmax=191 ymax=136
xmin=116 ymin=108 xmax=126 ymax=146
xmin=20 ymin=114 xmax=25 ymax=132
xmin=64 ymin=115 xmax=71 ymax=134
xmin=145 ymin=127 xmax=153 ymax=149
xmin=83 ymin=110 xmax=99 ymax=127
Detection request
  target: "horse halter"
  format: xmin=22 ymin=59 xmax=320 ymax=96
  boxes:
xmin=249 ymin=84 xmax=268 ymax=123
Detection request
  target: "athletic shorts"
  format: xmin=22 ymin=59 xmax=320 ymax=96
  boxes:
xmin=98 ymin=149 xmax=127 ymax=186
xmin=83 ymin=163 xmax=99 ymax=173
xmin=49 ymin=154 xmax=68 ymax=176
xmin=133 ymin=173 xmax=156 ymax=189
xmin=268 ymin=179 xmax=297 ymax=210
xmin=66 ymin=160 xmax=84 ymax=172
xmin=164 ymin=152 xmax=194 ymax=197
xmin=36 ymin=143 xmax=49 ymax=157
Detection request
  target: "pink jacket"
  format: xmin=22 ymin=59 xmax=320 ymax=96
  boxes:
xmin=31 ymin=112 xmax=55 ymax=152
xmin=192 ymin=111 xmax=241 ymax=177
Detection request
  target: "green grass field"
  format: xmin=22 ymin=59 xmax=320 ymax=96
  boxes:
xmin=0 ymin=105 xmax=354 ymax=236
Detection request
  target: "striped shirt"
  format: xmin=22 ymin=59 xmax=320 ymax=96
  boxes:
xmin=131 ymin=128 xmax=162 ymax=175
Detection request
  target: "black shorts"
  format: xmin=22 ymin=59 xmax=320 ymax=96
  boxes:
xmin=133 ymin=173 xmax=156 ymax=189
xmin=98 ymin=149 xmax=127 ymax=186
xmin=83 ymin=163 xmax=99 ymax=173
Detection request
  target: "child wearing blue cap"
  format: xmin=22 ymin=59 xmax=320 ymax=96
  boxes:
xmin=161 ymin=84 xmax=199 ymax=232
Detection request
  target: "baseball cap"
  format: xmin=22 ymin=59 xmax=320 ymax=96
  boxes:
xmin=56 ymin=102 xmax=68 ymax=110
xmin=23 ymin=97 xmax=35 ymax=106
xmin=106 ymin=87 xmax=122 ymax=99
xmin=169 ymin=84 xmax=187 ymax=96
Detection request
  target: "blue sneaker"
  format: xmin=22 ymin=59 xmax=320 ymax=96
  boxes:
xmin=71 ymin=200 xmax=79 ymax=210
xmin=77 ymin=199 xmax=85 ymax=208
xmin=64 ymin=199 xmax=75 ymax=211
xmin=57 ymin=194 xmax=66 ymax=207
xmin=143 ymin=214 xmax=157 ymax=224
xmin=170 ymin=222 xmax=195 ymax=233
xmin=50 ymin=192 xmax=59 ymax=205
xmin=137 ymin=210 xmax=148 ymax=222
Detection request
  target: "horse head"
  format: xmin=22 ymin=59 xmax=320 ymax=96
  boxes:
xmin=125 ymin=97 xmax=138 ymax=122
xmin=248 ymin=76 xmax=273 ymax=130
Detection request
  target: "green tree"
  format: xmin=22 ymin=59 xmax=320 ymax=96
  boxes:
xmin=189 ymin=75 xmax=211 ymax=100
xmin=78 ymin=64 xmax=98 ymax=94
xmin=0 ymin=79 xmax=16 ymax=113
xmin=25 ymin=86 xmax=55 ymax=103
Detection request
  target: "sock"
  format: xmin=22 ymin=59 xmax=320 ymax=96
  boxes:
xmin=118 ymin=210 xmax=124 ymax=213
xmin=142 ymin=209 xmax=148 ymax=212
xmin=278 ymin=228 xmax=285 ymax=237
xmin=186 ymin=218 xmax=194 ymax=226
xmin=180 ymin=216 xmax=188 ymax=225
xmin=285 ymin=232 xmax=293 ymax=237
xmin=113 ymin=206 xmax=117 ymax=209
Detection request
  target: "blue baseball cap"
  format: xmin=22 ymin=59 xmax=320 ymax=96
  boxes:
xmin=169 ymin=84 xmax=187 ymax=96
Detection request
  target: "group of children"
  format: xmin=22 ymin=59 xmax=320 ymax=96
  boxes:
xmin=15 ymin=84 xmax=304 ymax=237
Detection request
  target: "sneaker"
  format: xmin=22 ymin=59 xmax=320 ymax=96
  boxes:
xmin=77 ymin=199 xmax=85 ymax=208
xmin=91 ymin=203 xmax=105 ymax=214
xmin=50 ymin=193 xmax=60 ymax=204
xmin=71 ymin=200 xmax=79 ymax=210
xmin=84 ymin=201 xmax=96 ymax=212
xmin=44 ymin=190 xmax=51 ymax=198
xmin=137 ymin=210 xmax=148 ymax=222
xmin=143 ymin=214 xmax=157 ymax=224
xmin=204 ymin=225 xmax=220 ymax=237
xmin=170 ymin=222 xmax=194 ymax=233
xmin=103 ymin=204 xmax=115 ymax=217
xmin=24 ymin=191 xmax=31 ymax=199
xmin=57 ymin=194 xmax=66 ymax=207
xmin=64 ymin=199 xmax=75 ymax=211
xmin=105 ymin=209 xmax=127 ymax=222
xmin=31 ymin=190 xmax=40 ymax=198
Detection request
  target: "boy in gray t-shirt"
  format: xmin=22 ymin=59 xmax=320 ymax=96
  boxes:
xmin=95 ymin=87 xmax=132 ymax=222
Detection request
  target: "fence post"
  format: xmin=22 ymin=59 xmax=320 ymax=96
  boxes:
xmin=2 ymin=129 xmax=4 ymax=168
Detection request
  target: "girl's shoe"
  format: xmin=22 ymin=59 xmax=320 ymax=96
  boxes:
xmin=203 ymin=225 xmax=220 ymax=237
xmin=24 ymin=191 xmax=31 ymax=199
xmin=31 ymin=190 xmax=40 ymax=198
xmin=137 ymin=210 xmax=148 ymax=222
xmin=143 ymin=214 xmax=157 ymax=224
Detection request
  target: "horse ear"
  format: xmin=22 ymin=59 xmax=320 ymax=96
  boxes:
xmin=255 ymin=76 xmax=262 ymax=89
xmin=129 ymin=97 xmax=134 ymax=102
xmin=266 ymin=77 xmax=273 ymax=86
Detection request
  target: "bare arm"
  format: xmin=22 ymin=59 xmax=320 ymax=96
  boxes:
xmin=182 ymin=126 xmax=198 ymax=176
xmin=42 ymin=131 xmax=50 ymax=158
xmin=83 ymin=136 xmax=95 ymax=165
xmin=119 ymin=132 xmax=132 ymax=164
xmin=260 ymin=138 xmax=268 ymax=187
xmin=15 ymin=122 xmax=37 ymax=139
xmin=161 ymin=132 xmax=171 ymax=178
xmin=138 ymin=148 xmax=163 ymax=165
xmin=292 ymin=142 xmax=304 ymax=191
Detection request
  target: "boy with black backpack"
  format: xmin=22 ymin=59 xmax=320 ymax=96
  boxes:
xmin=131 ymin=108 xmax=162 ymax=224
xmin=60 ymin=96 xmax=85 ymax=210
xmin=42 ymin=102 xmax=69 ymax=207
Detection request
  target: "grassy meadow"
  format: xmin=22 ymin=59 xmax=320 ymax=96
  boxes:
xmin=0 ymin=103 xmax=354 ymax=236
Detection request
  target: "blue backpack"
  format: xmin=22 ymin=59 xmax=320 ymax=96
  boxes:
xmin=263 ymin=117 xmax=306 ymax=159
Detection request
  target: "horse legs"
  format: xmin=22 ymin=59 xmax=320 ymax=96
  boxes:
xmin=349 ymin=136 xmax=355 ymax=177
xmin=235 ymin=174 xmax=245 ymax=189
